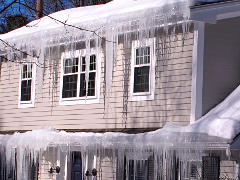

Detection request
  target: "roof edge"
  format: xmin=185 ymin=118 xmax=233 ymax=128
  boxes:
xmin=190 ymin=0 xmax=240 ymax=23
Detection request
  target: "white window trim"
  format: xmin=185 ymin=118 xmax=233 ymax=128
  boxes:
xmin=18 ymin=62 xmax=36 ymax=108
xmin=60 ymin=49 xmax=101 ymax=106
xmin=130 ymin=38 xmax=156 ymax=101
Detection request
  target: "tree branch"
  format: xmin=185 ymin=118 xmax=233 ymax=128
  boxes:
xmin=18 ymin=1 xmax=116 ymax=43
xmin=0 ymin=0 xmax=17 ymax=14
xmin=0 ymin=39 xmax=39 ymax=59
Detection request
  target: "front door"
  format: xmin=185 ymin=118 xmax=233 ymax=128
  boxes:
xmin=71 ymin=152 xmax=82 ymax=180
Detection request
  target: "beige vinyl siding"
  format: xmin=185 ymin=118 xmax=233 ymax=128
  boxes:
xmin=97 ymin=156 xmax=117 ymax=180
xmin=0 ymin=29 xmax=193 ymax=132
xmin=38 ymin=148 xmax=59 ymax=180
xmin=220 ymin=160 xmax=238 ymax=179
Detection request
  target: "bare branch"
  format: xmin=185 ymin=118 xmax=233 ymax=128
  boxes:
xmin=0 ymin=0 xmax=17 ymax=14
xmin=0 ymin=39 xmax=39 ymax=59
xmin=17 ymin=1 xmax=116 ymax=43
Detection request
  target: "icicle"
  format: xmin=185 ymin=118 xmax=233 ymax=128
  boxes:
xmin=105 ymin=26 xmax=115 ymax=95
xmin=85 ymin=35 xmax=91 ymax=99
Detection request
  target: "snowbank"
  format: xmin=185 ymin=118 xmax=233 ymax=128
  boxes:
xmin=176 ymin=84 xmax=240 ymax=140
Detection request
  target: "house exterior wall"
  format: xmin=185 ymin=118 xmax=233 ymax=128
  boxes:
xmin=0 ymin=28 xmax=194 ymax=133
xmin=220 ymin=160 xmax=238 ymax=179
xmin=202 ymin=17 xmax=240 ymax=115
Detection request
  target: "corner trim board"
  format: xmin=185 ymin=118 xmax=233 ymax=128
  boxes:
xmin=190 ymin=22 xmax=204 ymax=123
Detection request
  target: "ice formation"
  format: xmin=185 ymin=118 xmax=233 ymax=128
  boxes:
xmin=0 ymin=0 xmax=236 ymax=179
xmin=0 ymin=0 xmax=191 ymax=94
xmin=0 ymin=126 xmax=230 ymax=179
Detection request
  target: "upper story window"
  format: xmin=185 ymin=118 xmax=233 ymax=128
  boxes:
xmin=19 ymin=63 xmax=35 ymax=108
xmin=60 ymin=50 xmax=101 ymax=105
xmin=130 ymin=38 xmax=156 ymax=101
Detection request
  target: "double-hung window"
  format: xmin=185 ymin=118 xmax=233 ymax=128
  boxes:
xmin=130 ymin=38 xmax=156 ymax=101
xmin=19 ymin=63 xmax=35 ymax=108
xmin=60 ymin=50 xmax=100 ymax=105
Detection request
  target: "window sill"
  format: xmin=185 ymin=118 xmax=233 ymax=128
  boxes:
xmin=130 ymin=93 xmax=154 ymax=102
xmin=18 ymin=102 xmax=35 ymax=108
xmin=59 ymin=97 xmax=100 ymax=106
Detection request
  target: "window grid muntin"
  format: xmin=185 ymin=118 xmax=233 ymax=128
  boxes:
xmin=136 ymin=46 xmax=150 ymax=65
xmin=62 ymin=54 xmax=97 ymax=99
xmin=20 ymin=64 xmax=32 ymax=102
xmin=79 ymin=55 xmax=96 ymax=97
xmin=133 ymin=46 xmax=151 ymax=93
xmin=62 ymin=58 xmax=79 ymax=98
xmin=64 ymin=58 xmax=79 ymax=74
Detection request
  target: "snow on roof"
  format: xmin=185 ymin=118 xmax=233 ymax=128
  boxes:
xmin=0 ymin=0 xmax=236 ymax=142
xmin=0 ymin=0 xmax=189 ymax=40
xmin=168 ymin=84 xmax=240 ymax=140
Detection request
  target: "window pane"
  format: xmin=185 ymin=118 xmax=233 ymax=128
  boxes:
xmin=80 ymin=74 xmax=86 ymax=97
xmin=80 ymin=72 xmax=96 ymax=97
xmin=140 ymin=57 xmax=144 ymax=65
xmin=144 ymin=47 xmax=150 ymax=56
xmin=62 ymin=75 xmax=78 ymax=98
xmin=21 ymin=80 xmax=31 ymax=101
xmin=90 ymin=55 xmax=96 ymax=71
xmin=22 ymin=65 xmax=28 ymax=79
xmin=88 ymin=72 xmax=96 ymax=96
xmin=136 ymin=57 xmax=140 ymax=65
xmin=27 ymin=64 xmax=32 ymax=78
xmin=138 ymin=48 xmax=143 ymax=56
xmin=134 ymin=66 xmax=150 ymax=93
xmin=64 ymin=58 xmax=78 ymax=74
xmin=144 ymin=55 xmax=150 ymax=64
xmin=136 ymin=47 xmax=150 ymax=65
xmin=136 ymin=48 xmax=139 ymax=57
xmin=81 ymin=57 xmax=86 ymax=72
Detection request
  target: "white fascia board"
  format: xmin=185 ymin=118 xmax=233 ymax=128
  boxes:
xmin=190 ymin=22 xmax=205 ymax=123
xmin=190 ymin=0 xmax=240 ymax=23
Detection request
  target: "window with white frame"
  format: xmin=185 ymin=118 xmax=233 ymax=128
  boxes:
xmin=60 ymin=50 xmax=100 ymax=105
xmin=130 ymin=38 xmax=156 ymax=101
xmin=19 ymin=63 xmax=35 ymax=108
